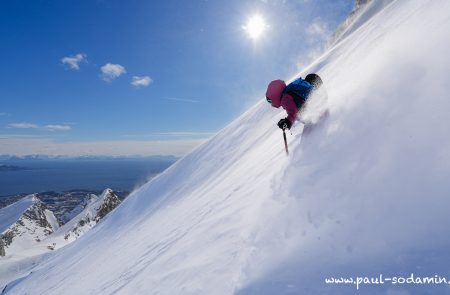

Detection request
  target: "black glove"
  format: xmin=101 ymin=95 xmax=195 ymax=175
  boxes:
xmin=277 ymin=118 xmax=292 ymax=130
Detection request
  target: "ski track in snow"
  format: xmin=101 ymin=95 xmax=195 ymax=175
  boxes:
xmin=4 ymin=0 xmax=450 ymax=294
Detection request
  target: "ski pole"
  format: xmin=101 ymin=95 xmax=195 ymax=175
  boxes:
xmin=282 ymin=125 xmax=289 ymax=156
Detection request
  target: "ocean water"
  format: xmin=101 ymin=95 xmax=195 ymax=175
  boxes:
xmin=0 ymin=157 xmax=176 ymax=196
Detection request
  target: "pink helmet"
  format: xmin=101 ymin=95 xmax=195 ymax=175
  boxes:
xmin=265 ymin=80 xmax=286 ymax=108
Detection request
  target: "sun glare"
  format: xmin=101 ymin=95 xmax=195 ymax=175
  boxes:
xmin=243 ymin=15 xmax=268 ymax=40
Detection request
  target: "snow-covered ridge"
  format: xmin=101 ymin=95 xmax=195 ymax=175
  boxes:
xmin=0 ymin=189 xmax=122 ymax=291
xmin=5 ymin=0 xmax=450 ymax=294
xmin=329 ymin=0 xmax=395 ymax=46
xmin=0 ymin=195 xmax=58 ymax=257
xmin=52 ymin=189 xmax=121 ymax=244
xmin=0 ymin=196 xmax=35 ymax=234
xmin=0 ymin=189 xmax=121 ymax=257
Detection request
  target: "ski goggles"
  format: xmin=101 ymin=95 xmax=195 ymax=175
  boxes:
xmin=266 ymin=96 xmax=272 ymax=105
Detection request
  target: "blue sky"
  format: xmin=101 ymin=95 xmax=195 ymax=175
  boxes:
xmin=0 ymin=0 xmax=353 ymax=156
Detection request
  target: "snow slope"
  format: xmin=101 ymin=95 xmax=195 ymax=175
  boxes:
xmin=5 ymin=0 xmax=450 ymax=294
xmin=0 ymin=197 xmax=34 ymax=234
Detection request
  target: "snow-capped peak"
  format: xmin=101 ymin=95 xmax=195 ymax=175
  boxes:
xmin=0 ymin=195 xmax=59 ymax=257
xmin=1 ymin=189 xmax=122 ymax=290
xmin=51 ymin=188 xmax=121 ymax=244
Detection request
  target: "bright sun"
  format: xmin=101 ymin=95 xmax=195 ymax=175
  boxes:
xmin=243 ymin=15 xmax=268 ymax=40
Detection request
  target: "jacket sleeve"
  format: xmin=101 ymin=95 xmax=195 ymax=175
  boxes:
xmin=280 ymin=93 xmax=299 ymax=124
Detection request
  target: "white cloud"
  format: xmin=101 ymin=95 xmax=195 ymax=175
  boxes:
xmin=101 ymin=63 xmax=126 ymax=82
xmin=131 ymin=76 xmax=152 ymax=88
xmin=7 ymin=123 xmax=72 ymax=131
xmin=45 ymin=124 xmax=72 ymax=131
xmin=61 ymin=53 xmax=87 ymax=70
xmin=8 ymin=123 xmax=39 ymax=129
xmin=295 ymin=17 xmax=331 ymax=70
xmin=306 ymin=18 xmax=330 ymax=40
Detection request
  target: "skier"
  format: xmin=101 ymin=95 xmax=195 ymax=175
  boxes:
xmin=265 ymin=73 xmax=324 ymax=130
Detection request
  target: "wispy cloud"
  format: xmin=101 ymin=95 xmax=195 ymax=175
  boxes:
xmin=131 ymin=76 xmax=153 ymax=88
xmin=61 ymin=53 xmax=87 ymax=70
xmin=0 ymin=136 xmax=204 ymax=157
xmin=101 ymin=63 xmax=126 ymax=82
xmin=8 ymin=122 xmax=39 ymax=129
xmin=44 ymin=124 xmax=72 ymax=131
xmin=0 ymin=112 xmax=7 ymax=116
xmin=7 ymin=122 xmax=72 ymax=131
xmin=0 ymin=134 xmax=47 ymax=139
xmin=165 ymin=98 xmax=200 ymax=103
xmin=294 ymin=17 xmax=331 ymax=70
xmin=306 ymin=18 xmax=330 ymax=41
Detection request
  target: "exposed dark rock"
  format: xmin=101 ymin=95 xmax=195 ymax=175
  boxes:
xmin=95 ymin=190 xmax=121 ymax=221
xmin=0 ymin=196 xmax=58 ymax=255
xmin=22 ymin=199 xmax=52 ymax=229
xmin=356 ymin=0 xmax=371 ymax=7
xmin=0 ymin=237 xmax=5 ymax=256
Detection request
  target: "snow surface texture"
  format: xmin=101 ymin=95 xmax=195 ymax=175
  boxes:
xmin=5 ymin=0 xmax=450 ymax=294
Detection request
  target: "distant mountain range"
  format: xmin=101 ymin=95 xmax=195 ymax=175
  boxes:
xmin=0 ymin=155 xmax=178 ymax=161
xmin=0 ymin=165 xmax=30 ymax=172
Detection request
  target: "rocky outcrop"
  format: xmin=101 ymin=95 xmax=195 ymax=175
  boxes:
xmin=356 ymin=0 xmax=370 ymax=7
xmin=60 ymin=189 xmax=121 ymax=242
xmin=0 ymin=196 xmax=59 ymax=256
xmin=0 ymin=238 xmax=5 ymax=256
xmin=95 ymin=189 xmax=121 ymax=221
